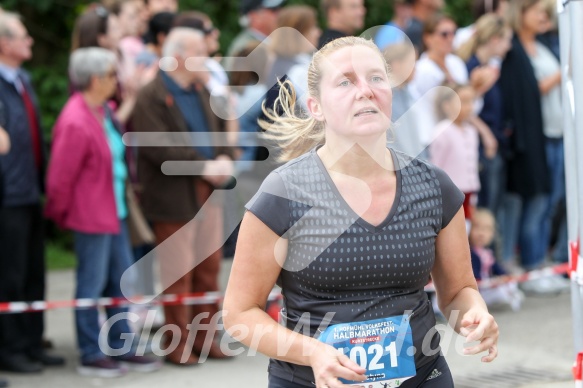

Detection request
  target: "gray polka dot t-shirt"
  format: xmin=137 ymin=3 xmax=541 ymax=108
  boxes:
xmin=246 ymin=147 xmax=465 ymax=386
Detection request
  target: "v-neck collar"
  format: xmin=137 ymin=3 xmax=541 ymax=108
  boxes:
xmin=310 ymin=146 xmax=402 ymax=234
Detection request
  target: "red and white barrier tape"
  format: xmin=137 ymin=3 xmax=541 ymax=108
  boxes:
xmin=570 ymin=240 xmax=579 ymax=275
xmin=570 ymin=240 xmax=583 ymax=285
xmin=0 ymin=262 xmax=572 ymax=314
xmin=0 ymin=290 xmax=283 ymax=315
xmin=574 ymin=352 xmax=583 ymax=388
xmin=424 ymin=262 xmax=571 ymax=293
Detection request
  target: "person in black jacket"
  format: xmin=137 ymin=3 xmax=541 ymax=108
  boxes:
xmin=0 ymin=11 xmax=65 ymax=374
xmin=0 ymin=125 xmax=8 ymax=207
xmin=0 ymin=125 xmax=9 ymax=388
xmin=498 ymin=0 xmax=551 ymax=273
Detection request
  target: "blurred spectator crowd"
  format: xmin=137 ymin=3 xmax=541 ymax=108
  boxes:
xmin=0 ymin=0 xmax=570 ymax=384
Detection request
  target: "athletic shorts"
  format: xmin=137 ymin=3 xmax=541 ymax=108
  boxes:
xmin=268 ymin=354 xmax=454 ymax=388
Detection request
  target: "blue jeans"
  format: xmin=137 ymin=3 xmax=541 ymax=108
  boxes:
xmin=519 ymin=194 xmax=550 ymax=270
xmin=543 ymin=138 xmax=568 ymax=263
xmin=500 ymin=193 xmax=522 ymax=263
xmin=74 ymin=221 xmax=135 ymax=363
xmin=132 ymin=244 xmax=156 ymax=296
xmin=478 ymin=152 xmax=505 ymax=215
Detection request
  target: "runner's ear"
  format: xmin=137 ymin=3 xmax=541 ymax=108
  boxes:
xmin=306 ymin=95 xmax=323 ymax=121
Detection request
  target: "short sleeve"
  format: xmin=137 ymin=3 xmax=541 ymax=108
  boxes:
xmin=434 ymin=166 xmax=465 ymax=229
xmin=245 ymin=171 xmax=291 ymax=237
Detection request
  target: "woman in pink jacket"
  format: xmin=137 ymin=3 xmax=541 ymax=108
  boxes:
xmin=45 ymin=47 xmax=160 ymax=378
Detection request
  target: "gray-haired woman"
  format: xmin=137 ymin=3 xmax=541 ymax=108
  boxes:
xmin=45 ymin=47 xmax=161 ymax=377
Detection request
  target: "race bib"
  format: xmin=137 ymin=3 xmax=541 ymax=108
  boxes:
xmin=318 ymin=315 xmax=416 ymax=387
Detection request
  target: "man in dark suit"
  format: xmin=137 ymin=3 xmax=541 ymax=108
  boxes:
xmin=0 ymin=124 xmax=10 ymax=388
xmin=0 ymin=11 xmax=64 ymax=373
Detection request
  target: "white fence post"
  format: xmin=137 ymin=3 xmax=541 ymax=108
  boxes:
xmin=558 ymin=0 xmax=583 ymax=385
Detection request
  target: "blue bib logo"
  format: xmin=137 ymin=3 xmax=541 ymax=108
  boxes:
xmin=318 ymin=315 xmax=416 ymax=387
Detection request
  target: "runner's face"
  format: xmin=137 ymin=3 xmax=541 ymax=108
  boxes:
xmin=310 ymin=45 xmax=392 ymax=142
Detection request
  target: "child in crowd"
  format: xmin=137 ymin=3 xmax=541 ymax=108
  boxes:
xmin=430 ymin=83 xmax=480 ymax=221
xmin=470 ymin=208 xmax=524 ymax=311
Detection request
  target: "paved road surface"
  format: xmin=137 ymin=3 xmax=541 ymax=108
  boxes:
xmin=1 ymin=261 xmax=579 ymax=388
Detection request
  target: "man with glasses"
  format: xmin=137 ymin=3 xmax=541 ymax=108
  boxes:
xmin=0 ymin=11 xmax=64 ymax=374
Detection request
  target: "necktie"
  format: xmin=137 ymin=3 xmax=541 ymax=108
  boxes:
xmin=19 ymin=77 xmax=42 ymax=169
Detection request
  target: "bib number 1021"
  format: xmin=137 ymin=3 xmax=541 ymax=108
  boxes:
xmin=344 ymin=341 xmax=398 ymax=371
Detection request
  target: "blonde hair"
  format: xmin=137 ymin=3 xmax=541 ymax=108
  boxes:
xmin=457 ymin=14 xmax=508 ymax=61
xmin=541 ymin=0 xmax=557 ymax=27
xmin=506 ymin=0 xmax=541 ymax=32
xmin=473 ymin=208 xmax=496 ymax=226
xmin=259 ymin=36 xmax=389 ymax=162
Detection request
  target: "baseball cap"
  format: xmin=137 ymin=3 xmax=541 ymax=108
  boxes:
xmin=240 ymin=0 xmax=285 ymax=14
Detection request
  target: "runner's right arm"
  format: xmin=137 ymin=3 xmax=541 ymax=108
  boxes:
xmin=223 ymin=211 xmax=366 ymax=387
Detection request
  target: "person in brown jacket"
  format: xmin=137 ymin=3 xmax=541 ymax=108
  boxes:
xmin=131 ymin=27 xmax=233 ymax=366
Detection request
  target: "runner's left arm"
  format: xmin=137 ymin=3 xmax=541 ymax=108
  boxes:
xmin=431 ymin=207 xmax=499 ymax=362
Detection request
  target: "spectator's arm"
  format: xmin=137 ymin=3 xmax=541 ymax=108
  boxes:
xmin=114 ymin=95 xmax=137 ymax=125
xmin=470 ymin=116 xmax=498 ymax=159
xmin=116 ymin=64 xmax=158 ymax=125
xmin=539 ymin=71 xmax=561 ymax=96
xmin=45 ymin=121 xmax=89 ymax=226
xmin=469 ymin=66 xmax=500 ymax=97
